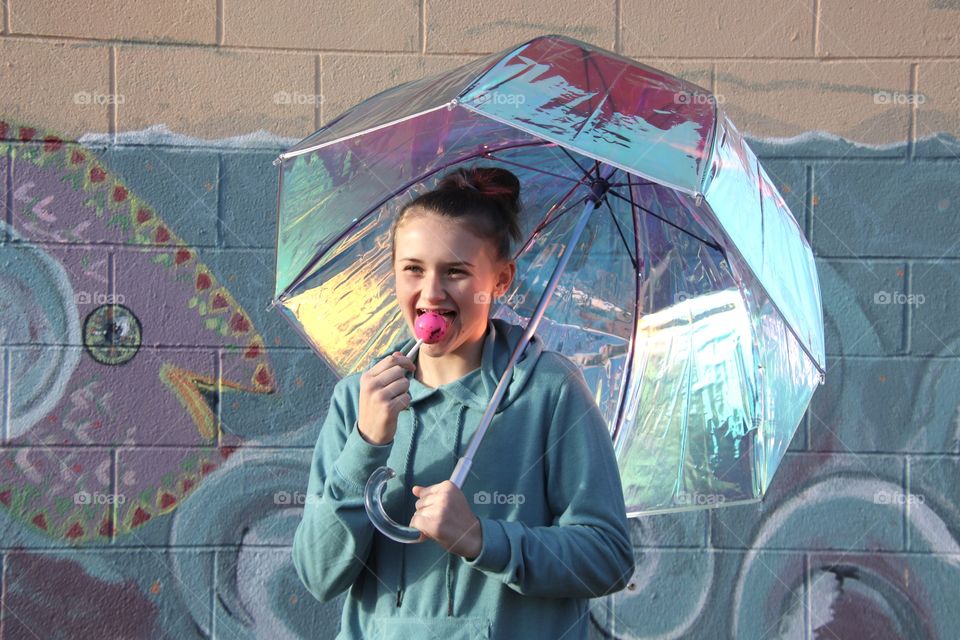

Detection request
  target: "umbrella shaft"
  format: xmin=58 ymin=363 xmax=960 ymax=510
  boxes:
xmin=451 ymin=165 xmax=617 ymax=488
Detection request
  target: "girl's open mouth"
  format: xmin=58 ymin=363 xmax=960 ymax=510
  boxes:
xmin=416 ymin=308 xmax=457 ymax=319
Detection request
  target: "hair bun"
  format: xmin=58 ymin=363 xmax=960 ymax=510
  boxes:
xmin=437 ymin=167 xmax=520 ymax=207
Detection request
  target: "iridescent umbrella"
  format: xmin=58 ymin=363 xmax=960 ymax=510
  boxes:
xmin=270 ymin=34 xmax=825 ymax=541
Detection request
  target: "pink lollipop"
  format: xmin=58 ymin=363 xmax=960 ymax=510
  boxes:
xmin=414 ymin=311 xmax=449 ymax=344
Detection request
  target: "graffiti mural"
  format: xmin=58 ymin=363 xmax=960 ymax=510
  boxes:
xmin=2 ymin=114 xmax=959 ymax=639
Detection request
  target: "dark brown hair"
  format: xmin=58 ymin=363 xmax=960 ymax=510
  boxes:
xmin=390 ymin=166 xmax=523 ymax=264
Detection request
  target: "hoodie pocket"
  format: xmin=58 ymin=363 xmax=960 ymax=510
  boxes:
xmin=369 ymin=614 xmax=491 ymax=639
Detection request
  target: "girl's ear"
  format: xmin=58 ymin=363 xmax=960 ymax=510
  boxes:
xmin=495 ymin=260 xmax=516 ymax=296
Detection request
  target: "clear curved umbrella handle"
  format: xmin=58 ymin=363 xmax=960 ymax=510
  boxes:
xmin=364 ymin=465 xmax=423 ymax=544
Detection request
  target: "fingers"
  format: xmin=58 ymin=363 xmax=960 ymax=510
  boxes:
xmin=370 ymin=352 xmax=416 ymax=377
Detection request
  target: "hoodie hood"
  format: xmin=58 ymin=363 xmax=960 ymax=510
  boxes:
xmin=373 ymin=316 xmax=545 ymax=614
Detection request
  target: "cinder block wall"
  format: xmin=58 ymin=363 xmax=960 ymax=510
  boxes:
xmin=1 ymin=2 xmax=959 ymax=638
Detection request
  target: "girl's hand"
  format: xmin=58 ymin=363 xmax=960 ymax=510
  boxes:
xmin=409 ymin=481 xmax=483 ymax=559
xmin=357 ymin=352 xmax=416 ymax=445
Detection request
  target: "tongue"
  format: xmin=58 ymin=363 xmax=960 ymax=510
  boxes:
xmin=415 ymin=311 xmax=449 ymax=344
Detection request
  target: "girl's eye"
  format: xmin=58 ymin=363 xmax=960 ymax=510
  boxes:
xmin=402 ymin=266 xmax=466 ymax=275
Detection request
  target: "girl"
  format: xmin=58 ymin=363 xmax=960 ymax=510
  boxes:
xmin=292 ymin=167 xmax=635 ymax=639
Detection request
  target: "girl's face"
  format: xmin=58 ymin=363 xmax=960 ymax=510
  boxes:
xmin=393 ymin=209 xmax=515 ymax=359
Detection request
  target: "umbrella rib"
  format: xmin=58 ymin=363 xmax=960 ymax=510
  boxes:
xmin=559 ymin=146 xmax=593 ymax=181
xmin=602 ymin=197 xmax=638 ymax=271
xmin=606 ymin=188 xmax=723 ymax=252
xmin=482 ymin=151 xmax=584 ymax=185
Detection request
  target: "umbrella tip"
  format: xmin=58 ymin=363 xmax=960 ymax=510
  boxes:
xmin=272 ymin=156 xmax=283 ymax=167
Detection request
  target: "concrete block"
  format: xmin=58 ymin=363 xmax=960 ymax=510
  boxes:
xmin=623 ymin=0 xmax=814 ymax=58
xmin=911 ymin=261 xmax=960 ymax=356
xmin=811 ymin=160 xmax=960 ymax=257
xmin=810 ymin=356 xmax=960 ymax=453
xmin=710 ymin=452 xmax=905 ymax=551
xmin=224 ymin=0 xmax=418 ymax=52
xmin=321 ymin=53 xmax=473 ymax=125
xmin=816 ymin=259 xmax=906 ymax=357
xmin=425 ymin=0 xmax=615 ymax=54
xmin=716 ymin=60 xmax=910 ymax=150
xmin=819 ymin=0 xmax=960 ymax=57
xmin=100 ymin=146 xmax=219 ymax=247
xmin=117 ymin=45 xmax=316 ymax=139
xmin=0 ymin=40 xmax=109 ymax=140
xmin=220 ymin=150 xmax=280 ymax=248
xmin=916 ymin=61 xmax=960 ymax=158
xmin=11 ymin=0 xmax=216 ymax=43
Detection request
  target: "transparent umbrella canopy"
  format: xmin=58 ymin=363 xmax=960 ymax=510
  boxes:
xmin=271 ymin=34 xmax=825 ymax=518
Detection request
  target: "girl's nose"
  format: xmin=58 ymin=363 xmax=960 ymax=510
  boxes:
xmin=422 ymin=273 xmax=447 ymax=302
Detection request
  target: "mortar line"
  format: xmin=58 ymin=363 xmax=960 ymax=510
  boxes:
xmin=109 ymin=46 xmax=118 ymax=141
xmin=614 ymin=0 xmax=621 ymax=54
xmin=215 ymin=154 xmax=224 ymax=248
xmin=908 ymin=62 xmax=919 ymax=160
xmin=111 ymin=448 xmax=120 ymax=543
xmin=6 ymin=33 xmax=960 ymax=60
xmin=904 ymin=456 xmax=911 ymax=551
xmin=4 ymin=144 xmax=12 ymax=243
xmin=3 ymin=348 xmax=10 ymax=442
xmin=216 ymin=0 xmax=224 ymax=46
xmin=210 ymin=549 xmax=218 ymax=638
xmin=216 ymin=348 xmax=223 ymax=448
xmin=419 ymin=0 xmax=425 ymax=54
xmin=314 ymin=54 xmax=322 ymax=131
xmin=903 ymin=261 xmax=912 ymax=354
xmin=813 ymin=0 xmax=821 ymax=57
xmin=803 ymin=553 xmax=811 ymax=639
xmin=805 ymin=164 xmax=814 ymax=248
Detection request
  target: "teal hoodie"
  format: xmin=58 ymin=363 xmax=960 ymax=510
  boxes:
xmin=292 ymin=317 xmax=635 ymax=639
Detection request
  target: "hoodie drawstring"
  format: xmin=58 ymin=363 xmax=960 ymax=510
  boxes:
xmin=396 ymin=408 xmax=420 ymax=608
xmin=446 ymin=405 xmax=467 ymax=616
xmin=395 ymin=404 xmax=468 ymax=614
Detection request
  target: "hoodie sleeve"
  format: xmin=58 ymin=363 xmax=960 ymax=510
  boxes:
xmin=292 ymin=376 xmax=394 ymax=603
xmin=463 ymin=360 xmax=636 ymax=599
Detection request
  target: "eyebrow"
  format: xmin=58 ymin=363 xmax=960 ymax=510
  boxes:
xmin=398 ymin=258 xmax=474 ymax=267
